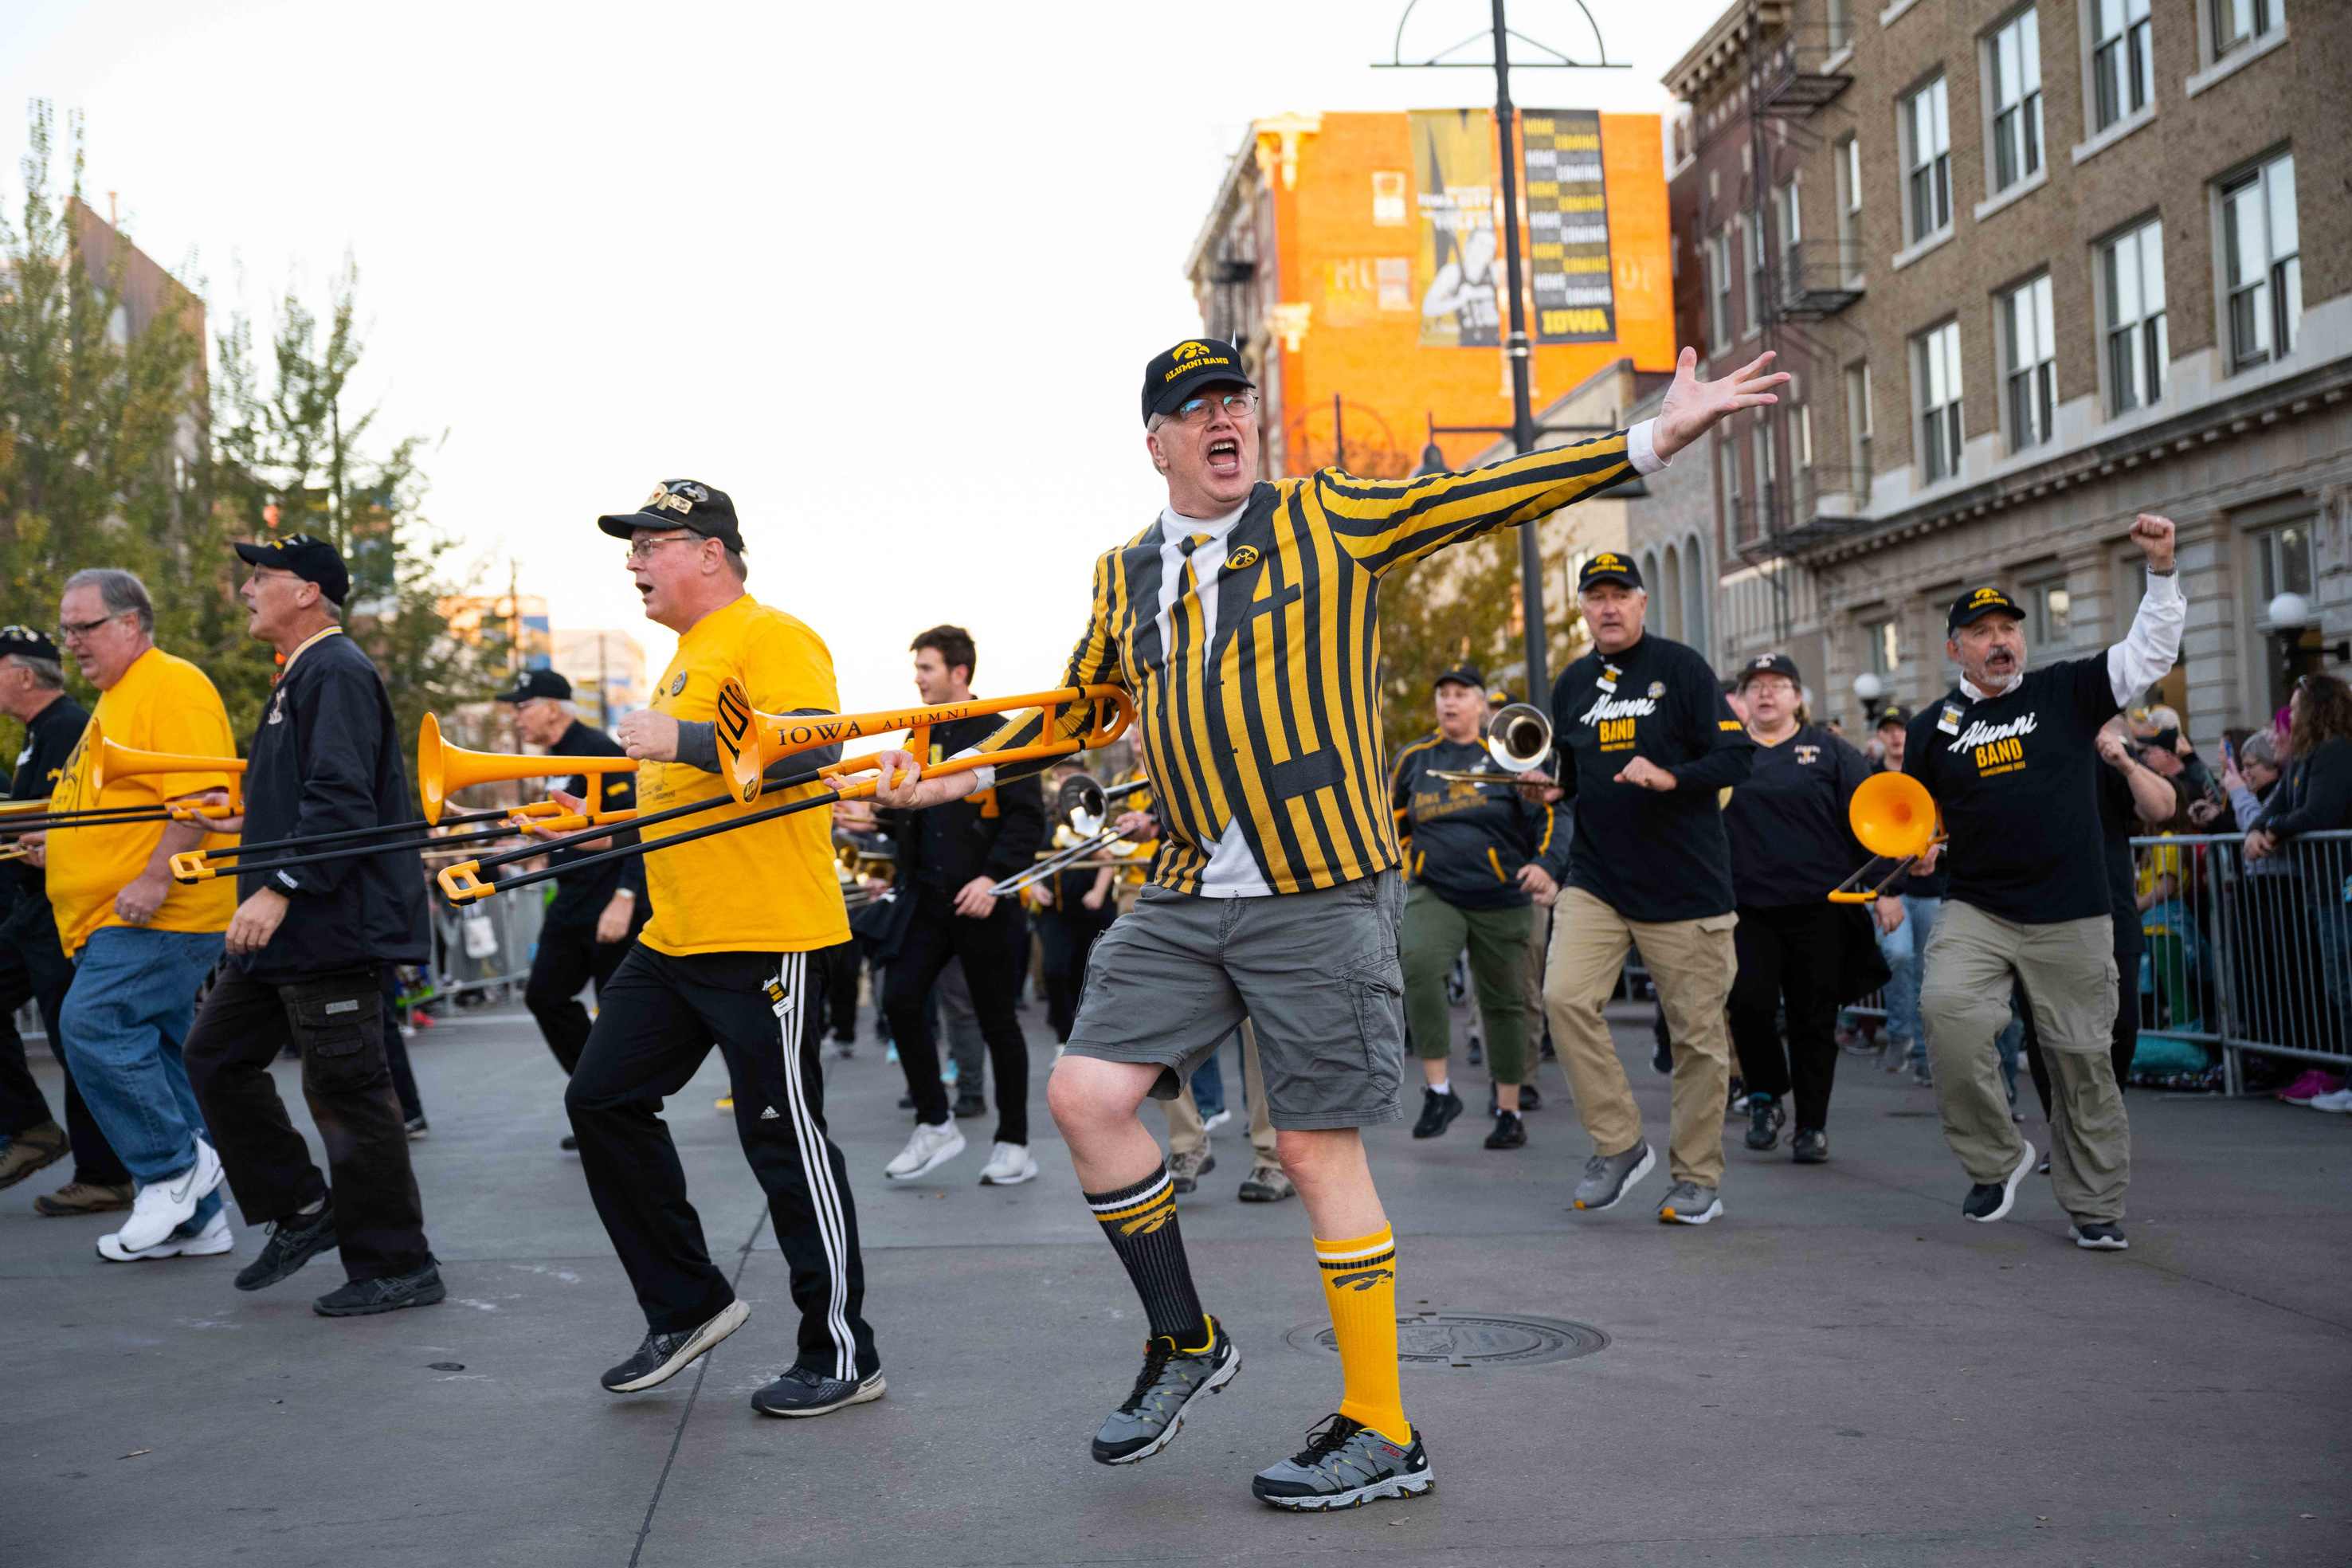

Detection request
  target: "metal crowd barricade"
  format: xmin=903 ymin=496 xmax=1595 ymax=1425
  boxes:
xmin=427 ymin=880 xmax=548 ymax=1004
xmin=2138 ymin=828 xmax=2352 ymax=1091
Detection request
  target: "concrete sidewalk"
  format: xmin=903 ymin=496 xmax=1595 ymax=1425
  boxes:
xmin=4 ymin=994 xmax=2348 ymax=1567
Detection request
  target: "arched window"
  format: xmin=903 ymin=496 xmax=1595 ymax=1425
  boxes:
xmin=1682 ymin=533 xmax=1709 ymax=655
xmin=1660 ymin=544 xmax=1685 ymax=640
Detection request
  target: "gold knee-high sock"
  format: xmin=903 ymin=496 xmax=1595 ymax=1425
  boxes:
xmin=1315 ymin=1225 xmax=1409 ymax=1445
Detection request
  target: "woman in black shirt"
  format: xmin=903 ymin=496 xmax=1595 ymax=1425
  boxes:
xmin=1721 ymin=655 xmax=1877 ymax=1163
xmin=2247 ymin=674 xmax=2352 ymax=1049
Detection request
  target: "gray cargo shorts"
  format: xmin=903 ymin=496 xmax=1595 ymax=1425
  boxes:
xmin=1062 ymin=869 xmax=1405 ymax=1131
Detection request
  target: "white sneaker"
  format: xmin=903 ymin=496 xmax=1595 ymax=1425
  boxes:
xmin=977 ymin=1142 xmax=1037 ymax=1186
xmin=2307 ymin=1088 xmax=2352 ymax=1113
xmin=1201 ymin=1108 xmax=1233 ymax=1132
xmin=116 ymin=1139 xmax=225 ymax=1252
xmin=884 ymin=1121 xmax=966 ymax=1180
xmin=98 ymin=1208 xmax=232 ymax=1263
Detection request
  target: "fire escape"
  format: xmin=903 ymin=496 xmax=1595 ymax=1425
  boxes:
xmin=1738 ymin=0 xmax=1863 ymax=641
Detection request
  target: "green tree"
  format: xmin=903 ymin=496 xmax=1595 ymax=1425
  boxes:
xmin=1376 ymin=527 xmax=1582 ymax=767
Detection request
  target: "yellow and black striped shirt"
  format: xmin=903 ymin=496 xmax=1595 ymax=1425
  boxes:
xmin=978 ymin=433 xmax=1641 ymax=896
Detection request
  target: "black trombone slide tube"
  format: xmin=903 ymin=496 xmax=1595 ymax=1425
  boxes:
xmin=453 ymin=760 xmax=831 ymax=885
xmin=198 ymin=815 xmax=578 ymax=884
xmin=199 ymin=802 xmax=582 ymax=865
xmin=478 ymin=782 xmax=841 ymax=900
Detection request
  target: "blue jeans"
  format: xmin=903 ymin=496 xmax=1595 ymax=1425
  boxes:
xmin=61 ymin=927 xmax=227 ymax=1226
xmin=1190 ymin=1045 xmax=1227 ymax=1120
xmin=1891 ymin=896 xmax=1940 ymax=1067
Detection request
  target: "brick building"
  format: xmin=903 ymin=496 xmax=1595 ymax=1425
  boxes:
xmin=1632 ymin=0 xmax=2349 ymax=739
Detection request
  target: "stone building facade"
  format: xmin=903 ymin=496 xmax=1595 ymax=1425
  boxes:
xmin=1633 ymin=0 xmax=2349 ymax=737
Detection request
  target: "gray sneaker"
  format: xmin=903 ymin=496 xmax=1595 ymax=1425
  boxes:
xmin=1090 ymin=1316 xmax=1240 ymax=1464
xmin=1571 ymin=1140 xmax=1656 ymax=1211
xmin=1657 ymin=1180 xmax=1723 ymax=1225
xmin=1168 ymin=1147 xmax=1215 ymax=1194
xmin=1251 ymin=1413 xmax=1434 ymax=1511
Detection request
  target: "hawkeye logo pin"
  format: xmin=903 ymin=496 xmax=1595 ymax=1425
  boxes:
xmin=670 ymin=672 xmax=688 ymax=696
xmin=1648 ymin=681 xmax=1665 ymax=699
xmin=1225 ymin=545 xmax=1260 ymax=571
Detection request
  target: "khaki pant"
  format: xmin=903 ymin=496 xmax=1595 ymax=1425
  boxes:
xmin=1919 ymin=900 xmax=2127 ymax=1221
xmin=1164 ymin=1020 xmax=1277 ymax=1164
xmin=1542 ymin=886 xmax=1738 ymax=1186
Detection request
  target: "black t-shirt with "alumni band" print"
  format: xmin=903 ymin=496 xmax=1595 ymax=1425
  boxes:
xmin=1548 ymin=633 xmax=1755 ymax=923
xmin=1903 ymin=654 xmax=2120 ymax=925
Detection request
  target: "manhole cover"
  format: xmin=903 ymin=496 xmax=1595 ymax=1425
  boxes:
xmin=1284 ymin=1312 xmax=1607 ymax=1367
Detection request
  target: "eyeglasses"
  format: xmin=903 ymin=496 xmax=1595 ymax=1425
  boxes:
xmin=624 ymin=531 xmax=700 ymax=566
xmin=57 ymin=610 xmax=128 ymax=644
xmin=1159 ymin=391 xmax=1257 ymax=426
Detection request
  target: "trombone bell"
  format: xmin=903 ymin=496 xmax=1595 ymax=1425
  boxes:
xmin=417 ymin=711 xmax=640 ymax=824
xmin=1484 ymin=703 xmax=1554 ymax=774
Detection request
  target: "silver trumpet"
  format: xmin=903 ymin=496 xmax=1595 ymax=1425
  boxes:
xmin=989 ymin=773 xmax=1151 ymax=897
xmin=1424 ymin=703 xmax=1557 ymax=786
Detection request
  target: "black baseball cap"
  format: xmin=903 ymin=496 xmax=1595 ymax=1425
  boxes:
xmin=1875 ymin=704 xmax=1914 ymax=729
xmin=597 ymin=480 xmax=746 ymax=555
xmin=495 ymin=668 xmax=573 ymax=704
xmin=1948 ymin=586 xmax=2025 ymax=633
xmin=233 ymin=532 xmax=351 ymax=606
xmin=1433 ymin=664 xmax=1486 ymax=692
xmin=1142 ymin=339 xmax=1254 ymax=425
xmin=1577 ymin=551 xmax=1643 ymax=592
xmin=1738 ymin=653 xmax=1802 ymax=688
xmin=0 ymin=625 xmax=59 ymax=661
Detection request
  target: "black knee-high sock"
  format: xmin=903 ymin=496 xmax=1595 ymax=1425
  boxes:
xmin=1084 ymin=1163 xmax=1210 ymax=1347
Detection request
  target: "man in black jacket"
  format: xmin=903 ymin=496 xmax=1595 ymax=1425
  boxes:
xmin=0 ymin=628 xmax=133 ymax=1213
xmin=877 ymin=625 xmax=1045 ymax=1187
xmin=183 ymin=535 xmax=443 ymax=1316
xmin=1529 ymin=554 xmax=1755 ymax=1225
xmin=1390 ymin=665 xmax=1565 ymax=1150
xmin=500 ymin=668 xmax=647 ymax=1147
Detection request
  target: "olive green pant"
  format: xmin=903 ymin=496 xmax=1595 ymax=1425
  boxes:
xmin=1919 ymin=900 xmax=2127 ymax=1222
xmin=1401 ymin=885 xmax=1535 ymax=1085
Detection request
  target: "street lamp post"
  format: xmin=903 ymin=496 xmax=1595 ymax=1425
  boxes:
xmin=1378 ymin=0 xmax=1625 ymax=703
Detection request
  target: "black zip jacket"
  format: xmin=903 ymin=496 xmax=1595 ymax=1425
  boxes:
xmin=3 ymin=691 xmax=88 ymax=937
xmin=235 ymin=632 xmax=430 ymax=979
xmin=1390 ymin=731 xmax=1566 ymax=911
xmin=2252 ymin=737 xmax=2352 ymax=840
xmin=1548 ymin=632 xmax=1755 ymax=922
xmin=540 ymin=720 xmax=647 ymax=929
xmin=878 ymin=713 xmax=1045 ymax=895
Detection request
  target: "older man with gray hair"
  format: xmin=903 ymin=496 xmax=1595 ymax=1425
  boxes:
xmin=38 ymin=568 xmax=241 ymax=1262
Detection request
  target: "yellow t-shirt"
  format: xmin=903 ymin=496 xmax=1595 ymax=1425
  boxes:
xmin=46 ymin=647 xmax=238 ymax=955
xmin=637 ymin=595 xmax=850 ymax=957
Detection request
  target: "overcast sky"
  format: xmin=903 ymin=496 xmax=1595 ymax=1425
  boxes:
xmin=2 ymin=0 xmax=1722 ymax=703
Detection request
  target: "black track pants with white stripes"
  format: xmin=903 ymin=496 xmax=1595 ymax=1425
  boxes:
xmin=566 ymin=946 xmax=877 ymax=1379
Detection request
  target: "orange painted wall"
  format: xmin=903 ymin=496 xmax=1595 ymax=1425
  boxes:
xmin=1269 ymin=110 xmax=1673 ymax=476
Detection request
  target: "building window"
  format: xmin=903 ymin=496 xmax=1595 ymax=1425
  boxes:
xmin=2254 ymin=520 xmax=2313 ymax=605
xmin=1828 ymin=0 xmax=1854 ymax=49
xmin=1903 ymin=76 xmax=1951 ymax=242
xmin=1988 ymin=9 xmax=2043 ymax=191
xmin=1845 ymin=362 xmax=1873 ymax=498
xmin=1751 ymin=420 xmax=1777 ymax=535
xmin=1914 ymin=321 xmax=1963 ymax=484
xmin=1375 ymin=257 xmax=1412 ymax=311
xmin=2029 ymin=580 xmax=2072 ymax=649
xmin=1745 ymin=212 xmax=1766 ymax=329
xmin=1706 ymin=231 xmax=1731 ymax=347
xmin=1863 ymin=616 xmax=1899 ymax=676
xmin=1835 ymin=137 xmax=1863 ymax=280
xmin=2102 ymin=218 xmax=2166 ymax=414
xmin=2000 ymin=273 xmax=2056 ymax=450
xmin=2091 ymin=0 xmax=2153 ymax=132
xmin=2221 ymin=151 xmax=2299 ymax=370
xmin=1777 ymin=178 xmax=1802 ymax=294
xmin=2211 ymin=0 xmax=2278 ymax=60
xmin=1371 ymin=171 xmax=1407 ymax=226
xmin=1719 ymin=437 xmax=1745 ymax=543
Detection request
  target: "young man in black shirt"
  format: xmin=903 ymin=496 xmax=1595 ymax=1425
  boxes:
xmin=1905 ymin=515 xmax=2181 ymax=1250
xmin=500 ymin=668 xmax=648 ymax=1150
xmin=0 ymin=629 xmax=131 ymax=1212
xmin=184 ymin=535 xmax=443 ymax=1314
xmin=1532 ymin=555 xmax=1755 ymax=1224
xmin=877 ymin=625 xmax=1045 ymax=1188
xmin=1391 ymin=665 xmax=1566 ymax=1150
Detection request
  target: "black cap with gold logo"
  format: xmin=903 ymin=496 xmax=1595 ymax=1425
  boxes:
xmin=233 ymin=532 xmax=351 ymax=606
xmin=1576 ymin=551 xmax=1644 ymax=592
xmin=1142 ymin=339 xmax=1254 ymax=425
xmin=1946 ymin=585 xmax=2025 ymax=633
xmin=597 ymin=480 xmax=745 ymax=555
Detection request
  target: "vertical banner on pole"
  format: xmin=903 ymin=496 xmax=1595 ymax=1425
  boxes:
xmin=1410 ymin=108 xmax=1500 ymax=348
xmin=1522 ymin=110 xmax=1616 ymax=343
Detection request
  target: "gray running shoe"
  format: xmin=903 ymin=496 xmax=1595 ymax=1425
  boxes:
xmin=1657 ymin=1180 xmax=1723 ymax=1225
xmin=1237 ymin=1162 xmax=1296 ymax=1203
xmin=1090 ymin=1316 xmax=1239 ymax=1464
xmin=1571 ymin=1140 xmax=1656 ymax=1211
xmin=1168 ymin=1147 xmax=1215 ymax=1194
xmin=1251 ymin=1414 xmax=1433 ymax=1511
xmin=752 ymin=1365 xmax=886 ymax=1417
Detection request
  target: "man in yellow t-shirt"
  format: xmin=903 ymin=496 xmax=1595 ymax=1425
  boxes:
xmin=36 ymin=570 xmax=238 ymax=1264
xmin=559 ymin=480 xmax=878 ymax=1419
